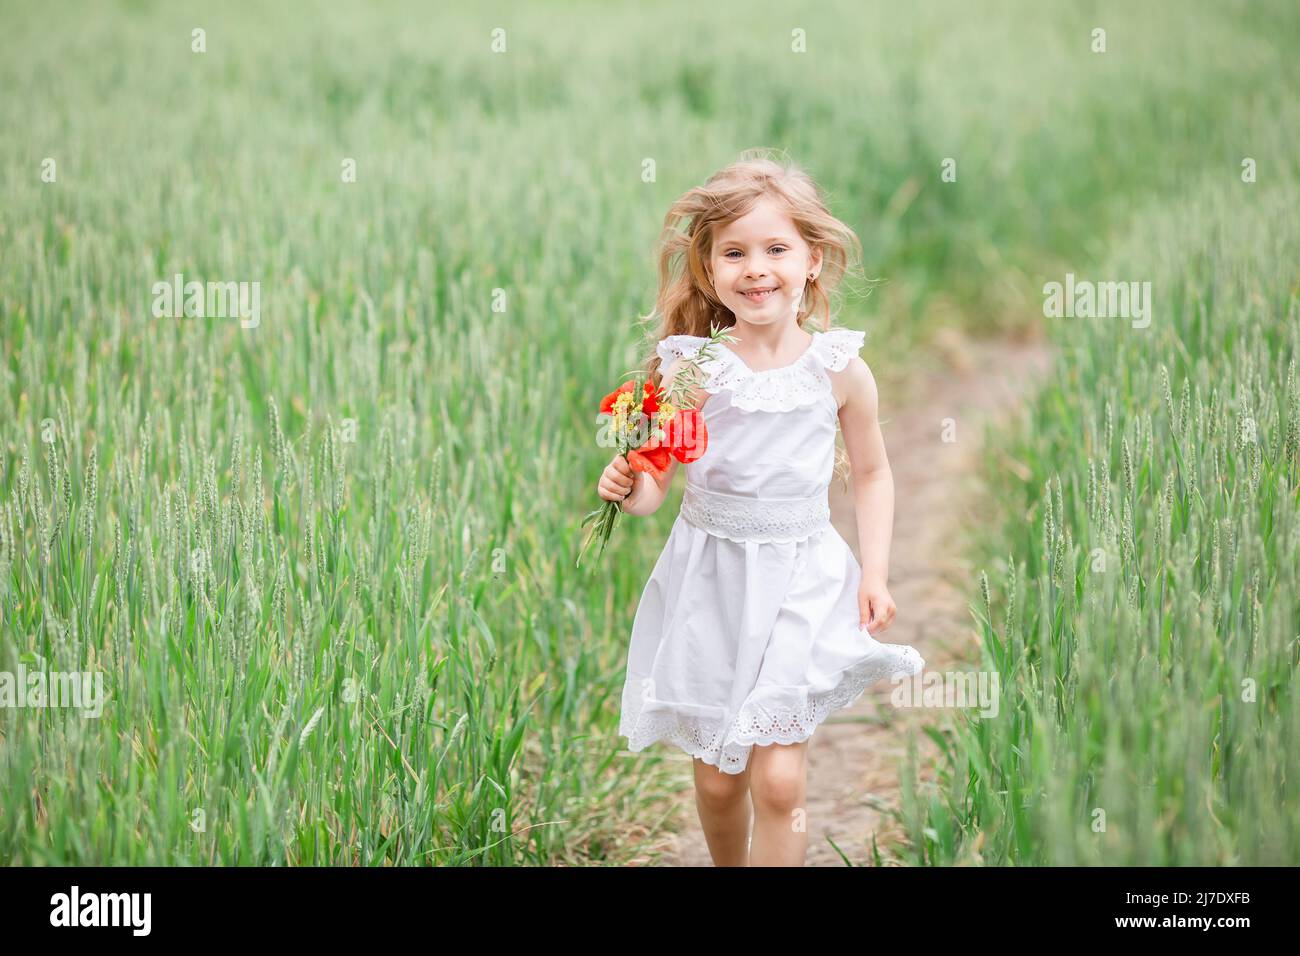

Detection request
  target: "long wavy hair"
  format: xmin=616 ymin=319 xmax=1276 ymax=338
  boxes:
xmin=636 ymin=148 xmax=868 ymax=487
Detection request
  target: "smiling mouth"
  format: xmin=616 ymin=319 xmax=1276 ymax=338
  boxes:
xmin=741 ymin=288 xmax=777 ymax=302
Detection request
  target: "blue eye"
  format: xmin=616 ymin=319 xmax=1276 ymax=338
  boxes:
xmin=724 ymin=246 xmax=787 ymax=258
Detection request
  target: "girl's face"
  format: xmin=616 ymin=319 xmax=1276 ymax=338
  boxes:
xmin=708 ymin=196 xmax=822 ymax=327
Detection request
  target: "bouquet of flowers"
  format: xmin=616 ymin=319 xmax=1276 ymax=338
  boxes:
xmin=576 ymin=326 xmax=731 ymax=568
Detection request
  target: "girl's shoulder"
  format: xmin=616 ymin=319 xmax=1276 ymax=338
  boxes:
xmin=655 ymin=334 xmax=717 ymax=366
xmin=809 ymin=326 xmax=867 ymax=373
xmin=654 ymin=335 xmax=725 ymax=411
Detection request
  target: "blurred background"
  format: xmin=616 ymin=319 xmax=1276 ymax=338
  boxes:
xmin=1 ymin=0 xmax=1297 ymax=865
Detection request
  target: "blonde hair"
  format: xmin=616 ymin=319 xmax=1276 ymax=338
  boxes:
xmin=637 ymin=147 xmax=866 ymax=488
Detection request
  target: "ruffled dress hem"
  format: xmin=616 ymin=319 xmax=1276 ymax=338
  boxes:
xmin=619 ymin=636 xmax=925 ymax=775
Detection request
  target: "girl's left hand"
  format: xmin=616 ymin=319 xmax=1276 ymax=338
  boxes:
xmin=858 ymin=580 xmax=896 ymax=635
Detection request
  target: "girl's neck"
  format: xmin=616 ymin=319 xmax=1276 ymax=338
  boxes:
xmin=726 ymin=320 xmax=812 ymax=362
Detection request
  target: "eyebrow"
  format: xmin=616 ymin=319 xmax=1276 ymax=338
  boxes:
xmin=718 ymin=236 xmax=794 ymax=246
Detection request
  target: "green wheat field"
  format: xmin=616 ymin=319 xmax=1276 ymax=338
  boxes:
xmin=1 ymin=0 xmax=1297 ymax=864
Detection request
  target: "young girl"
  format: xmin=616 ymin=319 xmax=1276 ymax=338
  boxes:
xmin=597 ymin=151 xmax=924 ymax=867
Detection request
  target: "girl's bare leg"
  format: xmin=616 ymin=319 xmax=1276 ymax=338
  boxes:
xmin=691 ymin=756 xmax=753 ymax=866
xmin=747 ymin=740 xmax=810 ymax=866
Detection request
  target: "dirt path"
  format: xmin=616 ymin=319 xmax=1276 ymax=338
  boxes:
xmin=652 ymin=331 xmax=1055 ymax=866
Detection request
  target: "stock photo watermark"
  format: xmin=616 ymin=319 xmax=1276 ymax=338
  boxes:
xmin=891 ymin=668 xmax=1000 ymax=718
xmin=50 ymin=886 xmax=151 ymax=935
xmin=1043 ymin=272 xmax=1151 ymax=329
xmin=0 ymin=655 xmax=107 ymax=718
xmin=151 ymin=273 xmax=261 ymax=328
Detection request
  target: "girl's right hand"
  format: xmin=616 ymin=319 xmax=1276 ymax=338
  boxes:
xmin=597 ymin=453 xmax=637 ymax=502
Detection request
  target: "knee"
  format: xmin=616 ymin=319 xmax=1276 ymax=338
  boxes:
xmin=750 ymin=764 xmax=805 ymax=815
xmin=694 ymin=765 xmax=749 ymax=809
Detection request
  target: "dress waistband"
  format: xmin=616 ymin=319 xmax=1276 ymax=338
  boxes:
xmin=679 ymin=482 xmax=830 ymax=544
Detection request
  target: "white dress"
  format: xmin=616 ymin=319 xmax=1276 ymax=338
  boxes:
xmin=618 ymin=326 xmax=925 ymax=775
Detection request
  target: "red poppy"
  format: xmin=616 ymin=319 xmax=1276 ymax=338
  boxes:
xmin=626 ymin=410 xmax=709 ymax=475
xmin=599 ymin=380 xmax=636 ymax=415
xmin=664 ymin=408 xmax=708 ymax=463
xmin=627 ymin=438 xmax=674 ymax=476
xmin=641 ymin=380 xmax=662 ymax=417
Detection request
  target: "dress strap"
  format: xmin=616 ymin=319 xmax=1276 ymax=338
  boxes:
xmin=655 ymin=334 xmax=737 ymax=389
xmin=656 ymin=334 xmax=720 ymax=367
xmin=806 ymin=326 xmax=867 ymax=372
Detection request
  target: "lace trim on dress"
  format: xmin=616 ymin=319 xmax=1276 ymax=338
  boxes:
xmin=679 ymin=482 xmax=830 ymax=544
xmin=619 ymin=640 xmax=925 ymax=775
xmin=655 ymin=327 xmax=866 ymax=413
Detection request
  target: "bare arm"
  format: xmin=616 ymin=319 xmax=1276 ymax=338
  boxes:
xmin=836 ymin=357 xmax=897 ymax=632
xmin=618 ymin=458 xmax=677 ymax=516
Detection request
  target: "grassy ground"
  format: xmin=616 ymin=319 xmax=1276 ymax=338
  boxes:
xmin=1 ymin=0 xmax=1295 ymax=863
xmin=907 ymin=147 xmax=1300 ymax=863
xmin=896 ymin=4 xmax=1300 ymax=863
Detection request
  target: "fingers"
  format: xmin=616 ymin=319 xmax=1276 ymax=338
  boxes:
xmin=872 ymin=602 xmax=896 ymax=634
xmin=613 ymin=458 xmax=635 ymax=493
xmin=859 ymin=596 xmax=897 ymax=635
xmin=597 ymin=458 xmax=636 ymax=501
xmin=598 ymin=478 xmax=632 ymax=501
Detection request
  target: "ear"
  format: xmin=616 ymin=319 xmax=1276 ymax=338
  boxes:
xmin=809 ymin=245 xmax=824 ymax=276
